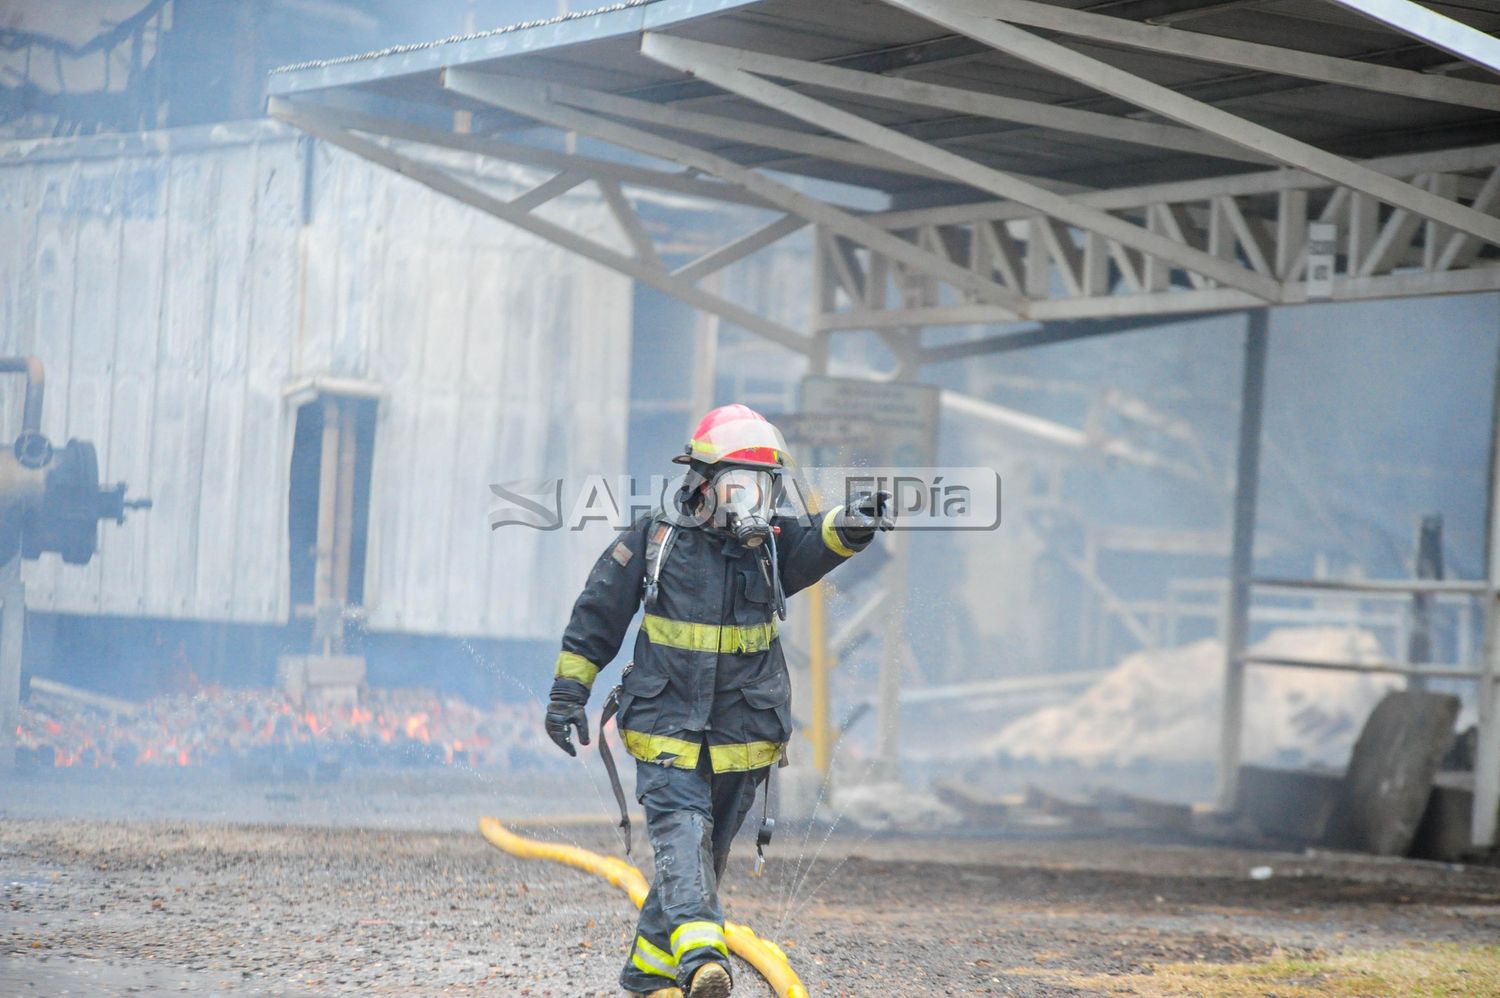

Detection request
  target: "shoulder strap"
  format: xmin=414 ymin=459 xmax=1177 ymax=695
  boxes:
xmin=642 ymin=512 xmax=679 ymax=608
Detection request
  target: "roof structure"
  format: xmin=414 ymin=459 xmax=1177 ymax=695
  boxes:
xmin=267 ymin=0 xmax=1500 ymax=848
xmin=266 ymin=0 xmax=1500 ymax=339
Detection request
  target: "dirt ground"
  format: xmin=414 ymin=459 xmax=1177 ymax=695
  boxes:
xmin=5 ymin=781 xmax=1500 ymax=998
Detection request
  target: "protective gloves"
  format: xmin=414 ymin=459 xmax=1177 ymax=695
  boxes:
xmin=840 ymin=489 xmax=895 ymax=544
xmin=545 ymin=677 xmax=591 ymax=757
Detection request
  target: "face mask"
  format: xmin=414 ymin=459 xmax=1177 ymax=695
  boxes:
xmin=709 ymin=468 xmax=776 ymax=546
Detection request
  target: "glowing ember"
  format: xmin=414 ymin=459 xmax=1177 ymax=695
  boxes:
xmin=16 ymin=686 xmax=546 ymax=770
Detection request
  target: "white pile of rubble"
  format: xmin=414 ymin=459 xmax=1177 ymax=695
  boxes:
xmin=983 ymin=627 xmax=1400 ymax=769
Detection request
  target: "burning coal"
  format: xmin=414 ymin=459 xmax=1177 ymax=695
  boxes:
xmin=16 ymin=685 xmax=564 ymax=773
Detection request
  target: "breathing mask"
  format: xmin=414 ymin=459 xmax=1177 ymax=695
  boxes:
xmin=709 ymin=467 xmax=777 ymax=548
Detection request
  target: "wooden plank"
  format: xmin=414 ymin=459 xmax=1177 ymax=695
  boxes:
xmin=331 ymin=151 xmax=373 ymax=378
xmin=236 ymin=137 xmax=301 ymax=622
xmin=191 ymin=144 xmax=256 ymax=619
xmin=20 ymin=162 xmax=80 ymax=606
xmin=295 ymin=140 xmax=340 ymax=378
xmin=98 ymin=157 xmax=168 ymax=615
xmin=402 ymin=391 xmax=461 ymax=633
xmin=446 ymin=240 xmax=507 ymax=635
xmin=56 ymin=158 xmax=125 ymax=613
xmin=145 ymin=150 xmax=214 ymax=618
xmin=362 ymin=160 xmax=434 ymax=631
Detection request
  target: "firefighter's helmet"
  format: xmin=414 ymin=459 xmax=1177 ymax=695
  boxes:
xmin=674 ymin=403 xmax=789 ymax=469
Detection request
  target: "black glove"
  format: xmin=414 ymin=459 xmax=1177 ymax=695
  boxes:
xmin=545 ymin=677 xmax=591 ymax=757
xmin=842 ymin=490 xmax=895 ymax=543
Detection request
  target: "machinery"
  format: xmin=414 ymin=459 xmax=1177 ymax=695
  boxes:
xmin=0 ymin=357 xmax=149 ymax=565
xmin=0 ymin=356 xmax=149 ymax=770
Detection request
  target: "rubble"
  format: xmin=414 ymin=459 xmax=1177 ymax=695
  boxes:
xmin=983 ymin=627 xmax=1400 ymax=769
xmin=829 ymin=780 xmax=963 ymax=833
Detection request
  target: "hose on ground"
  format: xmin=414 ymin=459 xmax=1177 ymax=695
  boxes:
xmin=479 ymin=816 xmax=810 ymax=998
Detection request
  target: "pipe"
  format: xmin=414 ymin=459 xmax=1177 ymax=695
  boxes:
xmin=0 ymin=357 xmax=45 ymax=435
xmin=479 ymin=817 xmax=810 ymax=998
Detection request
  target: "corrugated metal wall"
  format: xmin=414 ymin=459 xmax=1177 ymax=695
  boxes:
xmin=0 ymin=121 xmax=632 ymax=639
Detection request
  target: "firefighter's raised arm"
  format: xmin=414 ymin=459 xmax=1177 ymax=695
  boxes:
xmin=775 ymin=490 xmax=893 ymax=597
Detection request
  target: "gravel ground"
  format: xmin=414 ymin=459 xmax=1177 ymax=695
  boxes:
xmin=5 ymin=770 xmax=1500 ymax=996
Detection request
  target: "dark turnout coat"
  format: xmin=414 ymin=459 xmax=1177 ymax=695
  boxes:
xmin=553 ymin=505 xmax=869 ymax=773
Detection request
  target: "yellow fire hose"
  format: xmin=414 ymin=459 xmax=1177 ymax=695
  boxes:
xmin=480 ymin=816 xmax=809 ymax=998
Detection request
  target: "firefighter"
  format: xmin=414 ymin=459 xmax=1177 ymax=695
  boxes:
xmin=544 ymin=403 xmax=890 ymax=998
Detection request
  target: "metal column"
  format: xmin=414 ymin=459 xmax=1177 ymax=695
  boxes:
xmin=1473 ymin=331 xmax=1500 ymax=847
xmin=0 ymin=558 xmax=24 ymax=771
xmin=1216 ymin=308 xmax=1269 ymax=812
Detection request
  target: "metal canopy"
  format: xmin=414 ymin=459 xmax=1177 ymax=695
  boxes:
xmin=268 ymin=0 xmax=1500 ymax=332
xmin=268 ymin=1 xmax=1500 ymax=848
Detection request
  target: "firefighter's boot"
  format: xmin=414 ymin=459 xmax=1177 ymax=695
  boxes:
xmin=687 ymin=962 xmax=731 ymax=998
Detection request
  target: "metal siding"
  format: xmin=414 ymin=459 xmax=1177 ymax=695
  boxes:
xmin=0 ymin=125 xmax=633 ymax=637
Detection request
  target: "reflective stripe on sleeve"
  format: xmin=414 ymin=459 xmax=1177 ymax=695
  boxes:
xmin=554 ymin=650 xmax=599 ymax=688
xmin=641 ymin=614 xmax=778 ymax=654
xmin=670 ymin=920 xmax=729 ymax=963
xmin=820 ymin=505 xmax=855 ymax=557
xmin=631 ymin=936 xmax=678 ymax=979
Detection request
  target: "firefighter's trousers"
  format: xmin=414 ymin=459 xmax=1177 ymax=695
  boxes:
xmin=619 ymin=747 xmax=768 ymax=994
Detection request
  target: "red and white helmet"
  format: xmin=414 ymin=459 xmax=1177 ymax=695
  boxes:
xmin=674 ymin=403 xmax=790 ymax=470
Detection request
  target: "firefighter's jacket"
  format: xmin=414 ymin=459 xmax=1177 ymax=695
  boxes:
xmin=554 ymin=506 xmax=870 ymax=773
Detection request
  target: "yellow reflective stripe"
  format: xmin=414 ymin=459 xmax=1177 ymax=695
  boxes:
xmin=642 ymin=614 xmax=779 ymax=654
xmin=670 ymin=920 xmax=728 ymax=962
xmin=821 ymin=505 xmax=855 ymax=557
xmin=689 ymin=438 xmax=787 ymax=465
xmin=632 ymin=936 xmax=678 ymax=979
xmin=621 ymin=729 xmax=701 ymax=769
xmin=709 ymin=740 xmax=783 ymax=773
xmin=554 ymin=650 xmax=599 ymax=688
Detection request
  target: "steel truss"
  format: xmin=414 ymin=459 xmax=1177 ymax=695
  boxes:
xmin=268 ymin=0 xmax=1500 ymax=847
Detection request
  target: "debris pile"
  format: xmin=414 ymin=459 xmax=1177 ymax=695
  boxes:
xmin=16 ymin=684 xmax=557 ymax=771
xmin=984 ymin=627 xmax=1400 ymax=769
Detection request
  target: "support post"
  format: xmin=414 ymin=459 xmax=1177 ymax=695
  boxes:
xmin=315 ymin=397 xmax=340 ymax=656
xmin=875 ymin=530 xmax=910 ymax=781
xmin=0 ymin=557 xmax=24 ymax=771
xmin=1473 ymin=333 xmax=1500 ymax=847
xmin=331 ymin=402 xmax=358 ymax=651
xmin=806 ymin=250 xmax=835 ymax=779
xmin=1216 ymin=308 xmax=1269 ymax=812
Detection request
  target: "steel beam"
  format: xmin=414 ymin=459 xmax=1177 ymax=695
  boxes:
xmin=930 ymin=0 xmax=1500 ymax=111
xmin=637 ymin=35 xmax=1267 ymax=165
xmin=885 ymin=0 xmax=1500 ymax=249
xmin=271 ymin=99 xmax=773 ymax=209
xmin=1216 ymin=309 xmax=1268 ymax=813
xmin=532 ymin=78 xmax=963 ymax=184
xmin=917 ymin=312 xmax=1211 ymax=365
xmin=268 ymin=98 xmax=813 ymax=355
xmin=442 ymin=69 xmax=1027 ymax=315
xmin=598 ymin=178 xmax=663 ymax=271
xmin=1325 ymin=0 xmax=1500 ymax=75
xmin=672 ymin=214 xmax=807 ymax=285
xmin=642 ymin=33 xmax=1282 ymax=303
xmin=869 ymin=142 xmax=1500 ymax=231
